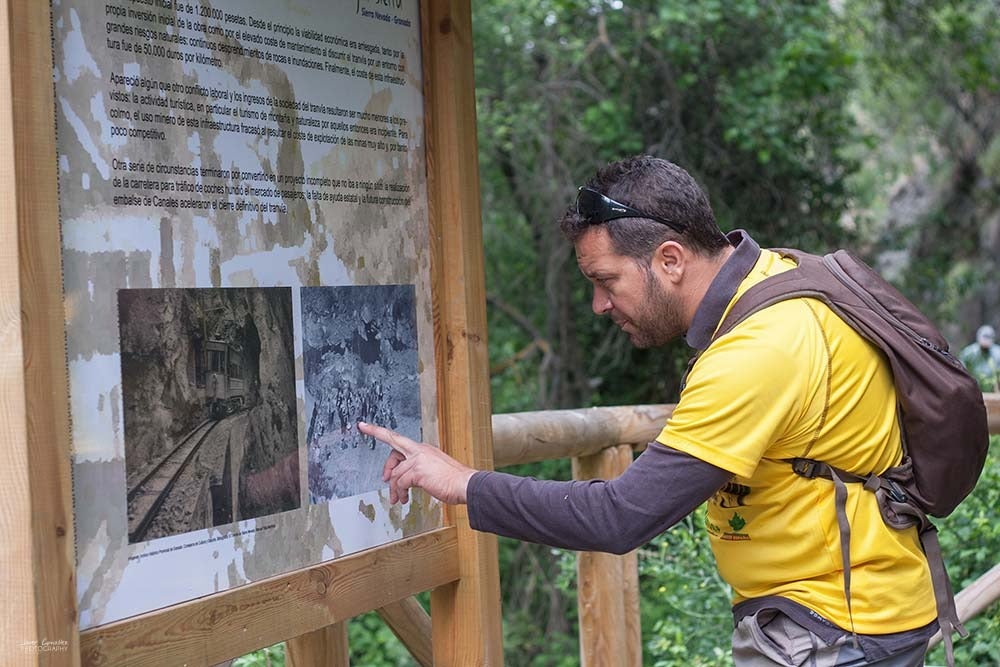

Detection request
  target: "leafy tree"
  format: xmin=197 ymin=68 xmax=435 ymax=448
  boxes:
xmin=843 ymin=0 xmax=1000 ymax=339
xmin=477 ymin=0 xmax=861 ymax=412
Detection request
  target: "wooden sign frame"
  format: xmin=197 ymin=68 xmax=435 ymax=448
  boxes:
xmin=0 ymin=0 xmax=502 ymax=664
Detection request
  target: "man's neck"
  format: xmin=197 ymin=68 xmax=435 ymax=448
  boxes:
xmin=682 ymin=245 xmax=736 ymax=326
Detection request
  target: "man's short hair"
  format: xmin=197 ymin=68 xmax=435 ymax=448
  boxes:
xmin=977 ymin=324 xmax=996 ymax=343
xmin=560 ymin=155 xmax=730 ymax=260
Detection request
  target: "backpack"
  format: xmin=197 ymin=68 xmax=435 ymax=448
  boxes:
xmin=706 ymin=248 xmax=990 ymax=665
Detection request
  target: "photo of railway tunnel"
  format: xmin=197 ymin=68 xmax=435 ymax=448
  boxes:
xmin=118 ymin=288 xmax=300 ymax=544
xmin=302 ymin=284 xmax=423 ymax=502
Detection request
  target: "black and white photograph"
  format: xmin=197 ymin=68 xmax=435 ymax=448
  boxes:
xmin=302 ymin=285 xmax=423 ymax=502
xmin=119 ymin=288 xmax=300 ymax=544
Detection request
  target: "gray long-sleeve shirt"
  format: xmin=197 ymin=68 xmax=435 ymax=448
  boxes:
xmin=467 ymin=443 xmax=730 ymax=553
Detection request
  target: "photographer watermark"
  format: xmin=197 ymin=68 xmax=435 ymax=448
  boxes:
xmin=20 ymin=638 xmax=69 ymax=653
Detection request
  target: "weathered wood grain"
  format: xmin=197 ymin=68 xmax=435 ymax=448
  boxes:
xmin=2 ymin=1 xmax=78 ymax=665
xmin=286 ymin=623 xmax=349 ymax=667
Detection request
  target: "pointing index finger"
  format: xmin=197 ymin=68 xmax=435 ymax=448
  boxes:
xmin=358 ymin=421 xmax=417 ymax=456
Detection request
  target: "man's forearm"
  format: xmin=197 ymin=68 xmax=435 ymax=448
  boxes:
xmin=466 ymin=443 xmax=730 ymax=553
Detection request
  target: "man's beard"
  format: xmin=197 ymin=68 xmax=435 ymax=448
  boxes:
xmin=625 ymin=270 xmax=686 ymax=349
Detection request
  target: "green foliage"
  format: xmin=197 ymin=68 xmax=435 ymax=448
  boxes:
xmin=928 ymin=436 xmax=1000 ymax=666
xmin=477 ymin=0 xmax=862 ymax=415
xmin=232 ymin=642 xmax=285 ymax=667
xmin=346 ymin=611 xmax=419 ymax=666
xmin=641 ymin=508 xmax=732 ymax=666
xmin=499 ymin=545 xmax=582 ymax=667
xmin=842 ymin=0 xmax=1000 ymax=337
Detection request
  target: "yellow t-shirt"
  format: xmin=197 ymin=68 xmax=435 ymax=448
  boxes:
xmin=656 ymin=249 xmax=936 ymax=634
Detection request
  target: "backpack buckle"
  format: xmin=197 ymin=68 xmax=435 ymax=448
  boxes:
xmin=885 ymin=479 xmax=908 ymax=503
xmin=791 ymin=458 xmax=821 ymax=479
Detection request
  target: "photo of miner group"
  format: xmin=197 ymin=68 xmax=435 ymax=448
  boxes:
xmin=301 ymin=284 xmax=422 ymax=503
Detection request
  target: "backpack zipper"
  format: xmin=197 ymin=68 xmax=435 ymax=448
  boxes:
xmin=821 ymin=255 xmax=961 ymax=365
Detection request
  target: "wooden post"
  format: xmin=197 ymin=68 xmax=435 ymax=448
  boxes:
xmin=621 ymin=540 xmax=642 ymax=667
xmin=985 ymin=392 xmax=999 ymax=433
xmin=1 ymin=1 xmax=78 ymax=665
xmin=422 ymin=1 xmax=505 ymax=665
xmin=286 ymin=623 xmax=349 ymax=667
xmin=572 ymin=445 xmax=641 ymax=667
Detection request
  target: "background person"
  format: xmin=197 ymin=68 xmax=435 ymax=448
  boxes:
xmin=361 ymin=155 xmax=938 ymax=666
xmin=959 ymin=324 xmax=1000 ymax=392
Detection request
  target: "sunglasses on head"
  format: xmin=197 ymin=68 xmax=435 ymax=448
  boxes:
xmin=575 ymin=186 xmax=686 ymax=234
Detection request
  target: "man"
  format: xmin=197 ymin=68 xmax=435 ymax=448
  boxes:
xmin=359 ymin=156 xmax=937 ymax=666
xmin=959 ymin=324 xmax=1000 ymax=392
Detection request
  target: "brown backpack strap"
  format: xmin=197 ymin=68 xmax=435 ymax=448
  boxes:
xmin=791 ymin=457 xmax=967 ymax=666
xmin=921 ymin=528 xmax=967 ymax=666
xmin=791 ymin=459 xmax=859 ymax=645
xmin=713 ymin=249 xmax=826 ymax=339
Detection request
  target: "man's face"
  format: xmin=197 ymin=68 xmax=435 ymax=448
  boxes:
xmin=575 ymin=227 xmax=685 ymax=349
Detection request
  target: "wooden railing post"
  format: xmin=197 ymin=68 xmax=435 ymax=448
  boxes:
xmin=285 ymin=623 xmax=349 ymax=667
xmin=572 ymin=444 xmax=642 ymax=667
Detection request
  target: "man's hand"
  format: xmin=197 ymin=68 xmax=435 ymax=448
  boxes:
xmin=358 ymin=421 xmax=476 ymax=505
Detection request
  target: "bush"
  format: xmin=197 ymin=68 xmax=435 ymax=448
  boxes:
xmin=927 ymin=435 xmax=1000 ymax=666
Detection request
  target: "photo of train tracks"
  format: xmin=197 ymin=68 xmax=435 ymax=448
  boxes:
xmin=119 ymin=288 xmax=300 ymax=543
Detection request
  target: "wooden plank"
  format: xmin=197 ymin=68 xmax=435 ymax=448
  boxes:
xmin=2 ymin=1 xmax=78 ymax=665
xmin=286 ymin=623 xmax=349 ymax=667
xmin=421 ymin=1 xmax=504 ymax=665
xmin=0 ymin=4 xmax=36 ymax=664
xmin=572 ymin=445 xmax=640 ymax=667
xmin=492 ymin=405 xmax=675 ymax=466
xmin=377 ymin=597 xmax=433 ymax=667
xmin=621 ymin=547 xmax=642 ymax=667
xmin=80 ymin=527 xmax=459 ymax=667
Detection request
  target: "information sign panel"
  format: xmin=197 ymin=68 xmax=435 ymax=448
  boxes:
xmin=51 ymin=0 xmax=438 ymax=629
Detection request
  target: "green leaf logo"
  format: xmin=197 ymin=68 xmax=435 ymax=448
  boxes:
xmin=728 ymin=512 xmax=746 ymax=532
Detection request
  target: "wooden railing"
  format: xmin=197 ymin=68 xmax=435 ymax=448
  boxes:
xmin=286 ymin=394 xmax=1000 ymax=667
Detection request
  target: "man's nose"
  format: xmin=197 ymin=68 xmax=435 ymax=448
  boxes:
xmin=592 ymin=287 xmax=612 ymax=315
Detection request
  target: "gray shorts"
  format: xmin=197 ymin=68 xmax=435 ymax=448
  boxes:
xmin=732 ymin=610 xmax=928 ymax=667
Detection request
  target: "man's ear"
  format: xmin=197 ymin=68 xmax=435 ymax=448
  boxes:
xmin=653 ymin=241 xmax=685 ymax=284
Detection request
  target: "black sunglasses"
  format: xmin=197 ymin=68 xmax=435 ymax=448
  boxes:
xmin=576 ymin=186 xmax=686 ymax=233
